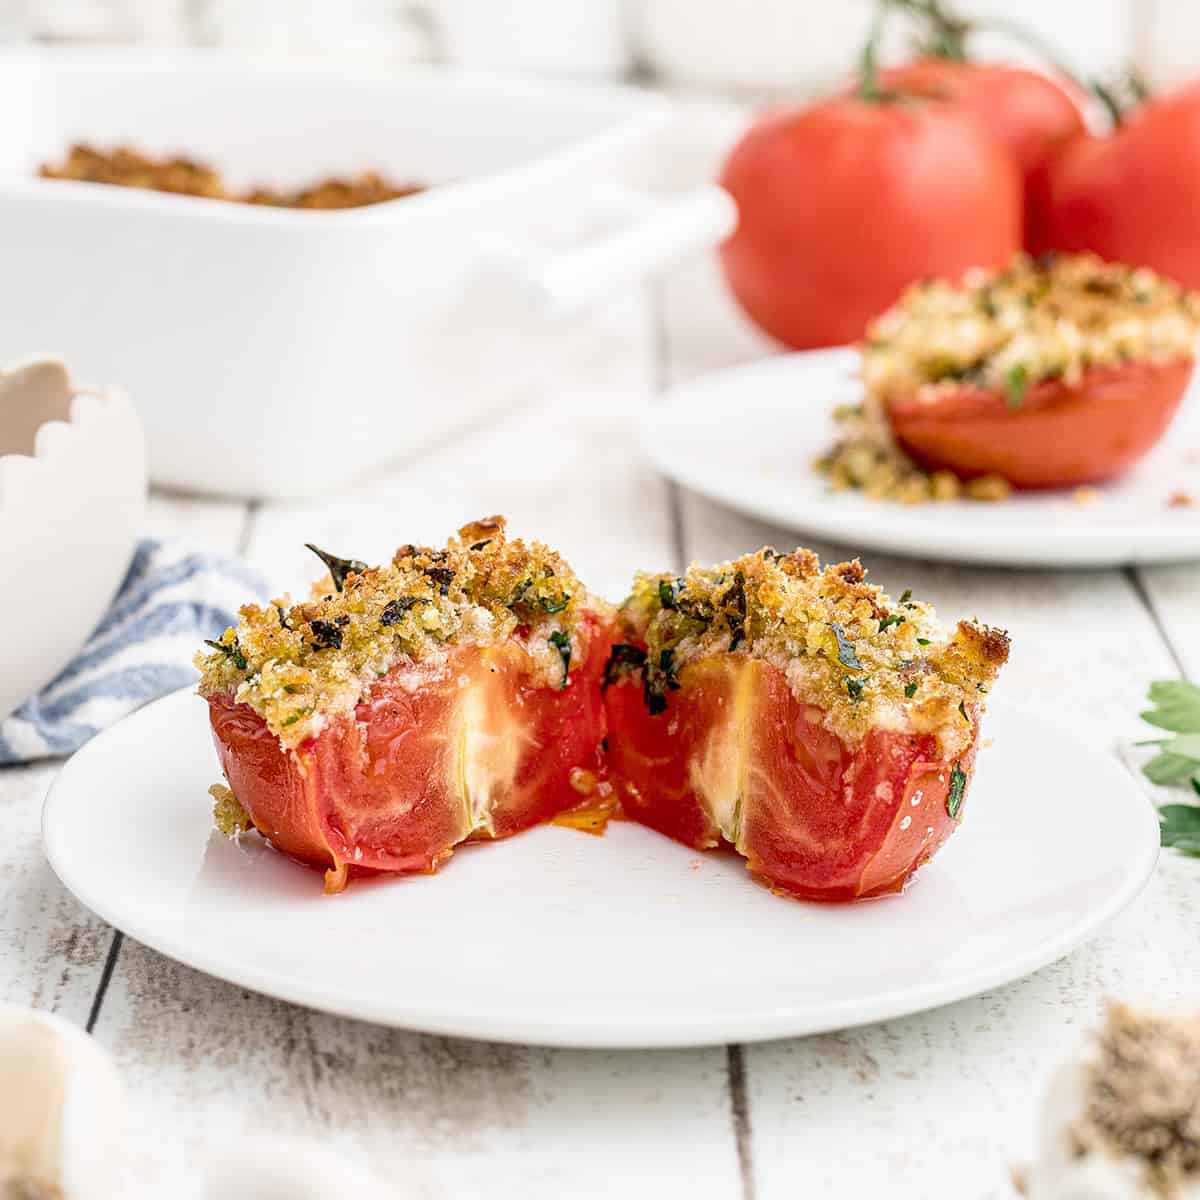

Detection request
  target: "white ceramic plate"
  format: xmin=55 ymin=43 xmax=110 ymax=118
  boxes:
xmin=643 ymin=348 xmax=1200 ymax=567
xmin=43 ymin=688 xmax=1157 ymax=1048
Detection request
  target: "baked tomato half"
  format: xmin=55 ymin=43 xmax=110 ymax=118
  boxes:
xmin=199 ymin=518 xmax=612 ymax=891
xmin=887 ymin=357 xmax=1194 ymax=489
xmin=604 ymin=549 xmax=1008 ymax=902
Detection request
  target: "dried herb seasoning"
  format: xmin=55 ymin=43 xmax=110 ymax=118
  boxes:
xmin=603 ymin=643 xmax=648 ymax=690
xmin=380 ymin=596 xmax=428 ymax=627
xmin=644 ymin=647 xmax=682 ymax=716
xmin=947 ymin=763 xmax=967 ymax=820
xmin=549 ymin=629 xmax=571 ymax=688
xmin=204 ymin=638 xmax=248 ymax=671
xmin=308 ymin=619 xmax=344 ymax=650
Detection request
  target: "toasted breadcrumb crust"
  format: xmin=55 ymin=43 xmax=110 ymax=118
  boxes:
xmin=1071 ymin=1003 xmax=1200 ymax=1197
xmin=864 ymin=252 xmax=1200 ymax=403
xmin=817 ymin=254 xmax=1200 ymax=506
xmin=39 ymin=143 xmax=424 ymax=209
xmin=196 ymin=517 xmax=608 ymax=748
xmin=209 ymin=784 xmax=251 ymax=837
xmin=613 ymin=547 xmax=1009 ymax=758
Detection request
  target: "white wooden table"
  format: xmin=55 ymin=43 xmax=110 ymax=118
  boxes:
xmin=2 ymin=254 xmax=1198 ymax=1200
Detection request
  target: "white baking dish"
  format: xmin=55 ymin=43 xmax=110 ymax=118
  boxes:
xmin=0 ymin=48 xmax=735 ymax=498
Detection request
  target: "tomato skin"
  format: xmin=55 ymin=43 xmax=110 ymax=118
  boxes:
xmin=605 ymin=655 xmax=975 ymax=902
xmin=879 ymin=58 xmax=1085 ymax=242
xmin=208 ymin=614 xmax=612 ymax=883
xmin=1031 ymin=82 xmax=1200 ymax=287
xmin=886 ymin=357 xmax=1193 ymax=488
xmin=718 ymin=98 xmax=1022 ymax=349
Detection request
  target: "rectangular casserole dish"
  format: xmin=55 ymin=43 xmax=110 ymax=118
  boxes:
xmin=0 ymin=48 xmax=734 ymax=498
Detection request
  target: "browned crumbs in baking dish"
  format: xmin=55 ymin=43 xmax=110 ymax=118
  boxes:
xmin=39 ymin=143 xmax=425 ymax=210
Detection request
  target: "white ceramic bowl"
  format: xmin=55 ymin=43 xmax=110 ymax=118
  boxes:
xmin=0 ymin=48 xmax=735 ymax=499
xmin=0 ymin=359 xmax=146 ymax=724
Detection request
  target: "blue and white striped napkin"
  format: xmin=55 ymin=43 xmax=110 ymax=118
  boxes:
xmin=0 ymin=539 xmax=267 ymax=765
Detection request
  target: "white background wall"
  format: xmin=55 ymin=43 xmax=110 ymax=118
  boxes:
xmin=6 ymin=0 xmax=1198 ymax=92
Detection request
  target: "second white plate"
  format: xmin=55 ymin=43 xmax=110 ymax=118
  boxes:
xmin=643 ymin=348 xmax=1200 ymax=567
xmin=42 ymin=688 xmax=1157 ymax=1048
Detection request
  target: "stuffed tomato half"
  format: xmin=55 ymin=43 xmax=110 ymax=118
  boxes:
xmin=198 ymin=517 xmax=612 ymax=892
xmin=862 ymin=253 xmax=1200 ymax=490
xmin=603 ymin=550 xmax=1009 ymax=901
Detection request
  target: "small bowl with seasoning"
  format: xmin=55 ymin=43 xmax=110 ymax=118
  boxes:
xmin=0 ymin=358 xmax=145 ymax=723
xmin=843 ymin=253 xmax=1200 ymax=495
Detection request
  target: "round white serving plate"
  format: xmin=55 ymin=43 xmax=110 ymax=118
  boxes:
xmin=642 ymin=347 xmax=1200 ymax=568
xmin=43 ymin=688 xmax=1157 ymax=1049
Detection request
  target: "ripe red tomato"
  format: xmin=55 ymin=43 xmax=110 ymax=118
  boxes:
xmin=879 ymin=58 xmax=1085 ymax=239
xmin=605 ymin=654 xmax=976 ymax=901
xmin=719 ymin=96 xmax=1022 ymax=349
xmin=1031 ymin=81 xmax=1200 ymax=288
xmin=886 ymin=357 xmax=1194 ymax=488
xmin=209 ymin=614 xmax=611 ymax=891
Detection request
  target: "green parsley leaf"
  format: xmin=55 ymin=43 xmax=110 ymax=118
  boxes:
xmin=878 ymin=614 xmax=906 ymax=632
xmin=845 ymin=677 xmax=864 ymax=702
xmin=904 ymin=681 xmax=918 ymax=699
xmin=947 ymin=763 xmax=967 ymax=820
xmin=549 ymin=630 xmax=571 ymax=689
xmin=1141 ymin=680 xmax=1200 ymax=733
xmin=658 ymin=578 xmax=681 ymax=610
xmin=205 ymin=637 xmax=248 ymax=671
xmin=831 ymin=622 xmax=864 ymax=671
xmin=917 ymin=637 xmax=931 ymax=646
xmin=899 ymin=589 xmax=913 ymax=606
xmin=1005 ymin=363 xmax=1028 ymax=410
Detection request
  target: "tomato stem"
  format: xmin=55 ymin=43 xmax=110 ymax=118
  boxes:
xmin=858 ymin=3 xmax=888 ymax=101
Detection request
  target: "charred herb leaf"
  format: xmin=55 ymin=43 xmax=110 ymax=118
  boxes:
xmin=603 ymin=643 xmax=647 ymax=691
xmin=549 ymin=629 xmax=571 ymax=689
xmin=947 ymin=763 xmax=967 ymax=820
xmin=204 ymin=638 xmax=248 ymax=671
xmin=308 ymin=619 xmax=344 ymax=650
xmin=845 ymin=677 xmax=864 ymax=702
xmin=831 ymin=622 xmax=864 ymax=671
xmin=721 ymin=571 xmax=748 ymax=651
xmin=423 ymin=565 xmax=456 ymax=596
xmin=380 ymin=596 xmax=428 ymax=627
xmin=470 ymin=539 xmax=492 ymax=551
xmin=304 ymin=543 xmax=366 ymax=593
xmin=644 ymin=647 xmax=682 ymax=716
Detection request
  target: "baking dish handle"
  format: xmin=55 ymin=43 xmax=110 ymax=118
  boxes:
xmin=485 ymin=183 xmax=737 ymax=315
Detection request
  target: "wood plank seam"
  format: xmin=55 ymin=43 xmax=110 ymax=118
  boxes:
xmin=1127 ymin=567 xmax=1190 ymax=678
xmin=85 ymin=930 xmax=123 ymax=1033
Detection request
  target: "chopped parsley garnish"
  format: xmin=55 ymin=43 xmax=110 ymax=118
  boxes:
xmin=658 ymin=579 xmax=681 ymax=610
xmin=204 ymin=638 xmax=248 ymax=671
xmin=845 ymin=677 xmax=865 ymax=702
xmin=548 ymin=630 xmax=571 ymax=689
xmin=1004 ymin=363 xmax=1028 ymax=410
xmin=917 ymin=637 xmax=931 ymax=646
xmin=603 ymin=643 xmax=648 ymax=691
xmin=904 ymin=681 xmax=918 ymax=699
xmin=831 ymin=622 xmax=864 ymax=670
xmin=539 ymin=594 xmax=570 ymax=614
xmin=281 ymin=707 xmax=313 ymax=728
xmin=878 ymin=614 xmax=906 ymax=632
xmin=899 ymin=589 xmax=913 ymax=606
xmin=947 ymin=763 xmax=967 ymax=820
xmin=304 ymin=543 xmax=366 ymax=593
xmin=380 ymin=596 xmax=428 ymax=627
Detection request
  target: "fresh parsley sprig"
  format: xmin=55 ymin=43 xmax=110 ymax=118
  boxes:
xmin=1139 ymin=680 xmax=1200 ymax=853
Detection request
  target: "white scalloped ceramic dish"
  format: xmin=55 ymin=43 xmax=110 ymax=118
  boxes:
xmin=0 ymin=358 xmax=145 ymax=722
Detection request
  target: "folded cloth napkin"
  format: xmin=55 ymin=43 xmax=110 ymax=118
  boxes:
xmin=0 ymin=538 xmax=267 ymax=766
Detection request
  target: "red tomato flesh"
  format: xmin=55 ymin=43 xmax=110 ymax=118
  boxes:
xmin=886 ymin=357 xmax=1193 ymax=489
xmin=209 ymin=615 xmax=611 ymax=888
xmin=605 ymin=655 xmax=975 ymax=902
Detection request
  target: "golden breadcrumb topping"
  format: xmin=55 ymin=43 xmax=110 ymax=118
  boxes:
xmin=39 ymin=143 xmax=425 ymax=209
xmin=864 ymin=252 xmax=1200 ymax=405
xmin=197 ymin=517 xmax=608 ymax=748
xmin=611 ymin=547 xmax=1008 ymax=757
xmin=1071 ymin=1003 xmax=1200 ymax=1197
xmin=209 ymin=784 xmax=251 ymax=837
